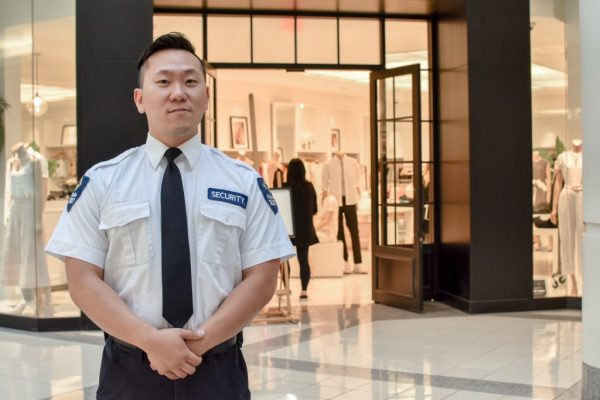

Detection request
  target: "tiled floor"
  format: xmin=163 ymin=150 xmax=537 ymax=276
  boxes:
xmin=0 ymin=268 xmax=583 ymax=400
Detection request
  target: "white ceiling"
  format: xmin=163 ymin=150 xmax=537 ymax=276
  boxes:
xmin=217 ymin=68 xmax=369 ymax=98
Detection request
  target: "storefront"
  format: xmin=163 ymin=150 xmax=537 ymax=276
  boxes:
xmin=0 ymin=0 xmax=583 ymax=330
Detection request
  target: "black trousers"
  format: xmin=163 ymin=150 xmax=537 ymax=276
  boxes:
xmin=337 ymin=204 xmax=362 ymax=264
xmin=297 ymin=245 xmax=311 ymax=290
xmin=97 ymin=336 xmax=250 ymax=400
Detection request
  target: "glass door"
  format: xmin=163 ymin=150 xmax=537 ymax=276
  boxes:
xmin=201 ymin=62 xmax=217 ymax=147
xmin=370 ymin=64 xmax=424 ymax=312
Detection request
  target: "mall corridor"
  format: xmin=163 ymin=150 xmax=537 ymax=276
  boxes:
xmin=0 ymin=274 xmax=583 ymax=400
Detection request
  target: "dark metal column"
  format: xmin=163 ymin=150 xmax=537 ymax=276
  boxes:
xmin=76 ymin=0 xmax=153 ymax=175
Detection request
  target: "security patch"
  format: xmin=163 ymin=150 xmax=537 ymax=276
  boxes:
xmin=257 ymin=177 xmax=278 ymax=215
xmin=208 ymin=188 xmax=248 ymax=209
xmin=67 ymin=176 xmax=90 ymax=212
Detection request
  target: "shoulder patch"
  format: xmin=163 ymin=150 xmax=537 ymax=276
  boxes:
xmin=208 ymin=188 xmax=248 ymax=209
xmin=257 ymin=177 xmax=278 ymax=215
xmin=67 ymin=176 xmax=90 ymax=212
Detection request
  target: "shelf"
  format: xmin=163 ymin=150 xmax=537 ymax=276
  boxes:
xmin=221 ymin=149 xmax=270 ymax=162
xmin=46 ymin=144 xmax=76 ymax=149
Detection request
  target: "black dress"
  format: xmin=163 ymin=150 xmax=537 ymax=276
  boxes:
xmin=285 ymin=181 xmax=319 ymax=292
xmin=285 ymin=181 xmax=319 ymax=247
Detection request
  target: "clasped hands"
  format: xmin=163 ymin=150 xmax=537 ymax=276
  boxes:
xmin=142 ymin=328 xmax=208 ymax=380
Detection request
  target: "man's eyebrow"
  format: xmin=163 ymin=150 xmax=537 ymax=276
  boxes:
xmin=153 ymin=68 xmax=201 ymax=75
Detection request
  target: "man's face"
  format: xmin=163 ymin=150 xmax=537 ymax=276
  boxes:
xmin=134 ymin=49 xmax=208 ymax=143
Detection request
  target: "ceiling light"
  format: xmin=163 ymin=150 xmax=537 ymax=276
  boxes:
xmin=26 ymin=53 xmax=48 ymax=117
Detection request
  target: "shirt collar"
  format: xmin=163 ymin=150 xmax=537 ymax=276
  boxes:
xmin=145 ymin=133 xmax=203 ymax=170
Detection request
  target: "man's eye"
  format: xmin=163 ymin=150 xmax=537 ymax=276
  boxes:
xmin=157 ymin=79 xmax=169 ymax=85
xmin=186 ymin=79 xmax=198 ymax=85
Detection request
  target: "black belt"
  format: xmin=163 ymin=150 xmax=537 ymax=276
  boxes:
xmin=107 ymin=334 xmax=238 ymax=357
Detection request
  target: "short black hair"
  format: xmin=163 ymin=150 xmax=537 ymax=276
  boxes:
xmin=137 ymin=32 xmax=205 ymax=87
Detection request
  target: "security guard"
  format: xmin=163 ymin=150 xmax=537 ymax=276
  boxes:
xmin=45 ymin=32 xmax=294 ymax=399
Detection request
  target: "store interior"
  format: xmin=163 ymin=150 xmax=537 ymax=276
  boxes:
xmin=0 ymin=1 xmax=583 ymax=321
xmin=530 ymin=0 xmax=582 ymax=298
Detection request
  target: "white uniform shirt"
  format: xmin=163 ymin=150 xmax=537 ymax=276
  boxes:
xmin=321 ymin=155 xmax=361 ymax=206
xmin=46 ymin=134 xmax=295 ymax=329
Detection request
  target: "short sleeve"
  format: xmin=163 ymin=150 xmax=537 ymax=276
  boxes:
xmin=45 ymin=171 xmax=108 ymax=268
xmin=555 ymin=153 xmax=565 ymax=174
xmin=38 ymin=155 xmax=49 ymax=178
xmin=239 ymin=173 xmax=295 ymax=269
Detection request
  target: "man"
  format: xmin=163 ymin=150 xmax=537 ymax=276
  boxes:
xmin=46 ymin=32 xmax=294 ymax=399
xmin=321 ymin=152 xmax=366 ymax=274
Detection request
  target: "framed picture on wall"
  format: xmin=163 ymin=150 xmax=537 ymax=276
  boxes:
xmin=331 ymin=128 xmax=340 ymax=151
xmin=61 ymin=125 xmax=77 ymax=145
xmin=230 ymin=116 xmax=249 ymax=149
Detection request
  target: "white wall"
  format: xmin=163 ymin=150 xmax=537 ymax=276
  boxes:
xmin=215 ymin=74 xmax=370 ymax=162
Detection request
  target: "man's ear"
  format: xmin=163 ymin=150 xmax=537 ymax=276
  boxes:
xmin=133 ymin=88 xmax=145 ymax=114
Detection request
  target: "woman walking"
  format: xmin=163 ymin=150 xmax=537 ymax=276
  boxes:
xmin=285 ymin=158 xmax=319 ymax=299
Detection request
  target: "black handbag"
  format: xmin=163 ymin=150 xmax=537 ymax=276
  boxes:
xmin=533 ymin=216 xmax=557 ymax=228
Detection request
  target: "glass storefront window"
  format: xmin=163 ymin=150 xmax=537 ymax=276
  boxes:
xmin=1 ymin=0 xmax=78 ymax=318
xmin=339 ymin=18 xmax=380 ymax=64
xmin=253 ymin=16 xmax=295 ymax=63
xmin=154 ymin=14 xmax=204 ymax=57
xmin=530 ymin=0 xmax=582 ymax=298
xmin=297 ymin=17 xmax=337 ymax=64
xmin=207 ymin=15 xmax=251 ymax=63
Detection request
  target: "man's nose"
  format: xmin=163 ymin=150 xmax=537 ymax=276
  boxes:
xmin=170 ymin=83 xmax=186 ymax=101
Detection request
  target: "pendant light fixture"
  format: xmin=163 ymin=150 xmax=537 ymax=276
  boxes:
xmin=26 ymin=53 xmax=48 ymax=117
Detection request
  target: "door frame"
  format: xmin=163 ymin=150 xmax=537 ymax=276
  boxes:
xmin=370 ymin=64 xmax=424 ymax=312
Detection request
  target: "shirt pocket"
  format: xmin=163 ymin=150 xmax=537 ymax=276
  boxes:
xmin=197 ymin=204 xmax=246 ymax=268
xmin=99 ymin=201 xmax=153 ymax=268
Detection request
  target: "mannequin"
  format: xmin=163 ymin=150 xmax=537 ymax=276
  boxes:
xmin=267 ymin=150 xmax=284 ymax=188
xmin=532 ymin=150 xmax=552 ymax=212
xmin=322 ymin=152 xmax=364 ymax=274
xmin=2 ymin=142 xmax=53 ymax=316
xmin=551 ymin=139 xmax=583 ymax=296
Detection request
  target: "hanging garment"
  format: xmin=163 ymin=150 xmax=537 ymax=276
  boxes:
xmin=532 ymin=158 xmax=550 ymax=211
xmin=316 ymin=194 xmax=339 ymax=242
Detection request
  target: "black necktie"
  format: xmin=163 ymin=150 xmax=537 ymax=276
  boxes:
xmin=161 ymin=147 xmax=193 ymax=328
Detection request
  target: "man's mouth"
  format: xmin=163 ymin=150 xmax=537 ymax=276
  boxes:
xmin=169 ymin=108 xmax=190 ymax=113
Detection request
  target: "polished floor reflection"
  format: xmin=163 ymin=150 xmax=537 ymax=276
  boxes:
xmin=0 ymin=272 xmax=582 ymax=399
